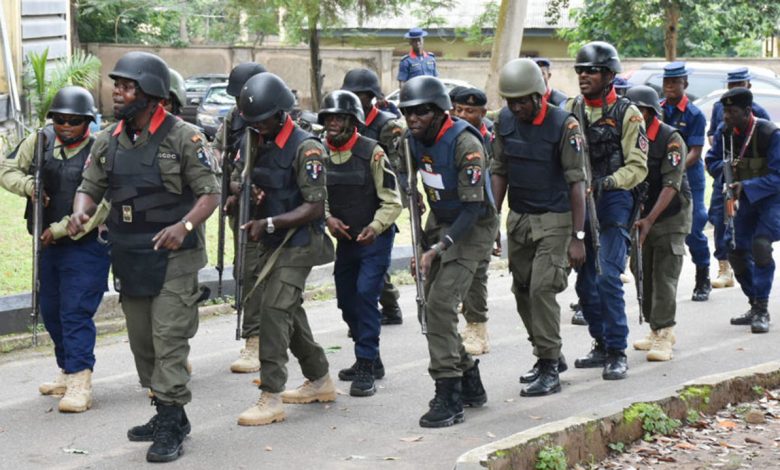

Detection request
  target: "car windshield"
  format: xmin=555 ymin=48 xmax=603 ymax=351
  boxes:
xmin=204 ymin=86 xmax=233 ymax=105
xmin=186 ymin=77 xmax=218 ymax=92
xmin=697 ymin=93 xmax=780 ymax=124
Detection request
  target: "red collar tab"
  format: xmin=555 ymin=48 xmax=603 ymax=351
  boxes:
xmin=734 ymin=114 xmax=755 ymax=136
xmin=532 ymin=96 xmax=549 ymax=126
xmin=543 ymin=88 xmax=552 ymax=102
xmin=584 ymin=87 xmax=618 ymax=108
xmin=409 ymin=49 xmax=428 ymax=59
xmin=112 ymin=120 xmax=124 ymax=137
xmin=365 ymin=106 xmax=379 ymax=126
xmin=647 ymin=116 xmax=661 ymax=141
xmin=148 ymin=105 xmax=167 ymax=134
xmin=435 ymin=115 xmax=455 ymax=143
xmin=274 ymin=115 xmax=295 ymax=148
xmin=661 ymin=94 xmax=689 ymax=113
xmin=479 ymin=122 xmax=489 ymax=138
xmin=327 ymin=128 xmax=359 ymax=152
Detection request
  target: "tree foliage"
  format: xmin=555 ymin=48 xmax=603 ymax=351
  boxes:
xmin=455 ymin=0 xmax=499 ymax=49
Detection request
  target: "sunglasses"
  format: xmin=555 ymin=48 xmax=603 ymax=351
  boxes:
xmin=52 ymin=115 xmax=88 ymax=126
xmin=575 ymin=66 xmax=607 ymax=75
xmin=401 ymin=104 xmax=435 ymax=117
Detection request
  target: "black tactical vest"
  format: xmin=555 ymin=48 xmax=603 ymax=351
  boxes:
xmin=359 ymin=108 xmax=394 ymax=143
xmin=251 ymin=125 xmax=322 ymax=248
xmin=325 ymin=135 xmax=380 ymax=239
xmin=577 ymin=96 xmax=632 ymax=180
xmin=643 ymin=121 xmax=691 ymax=221
xmin=731 ymin=119 xmax=778 ymax=182
xmin=498 ymin=106 xmax=571 ymax=214
xmin=227 ymin=107 xmax=247 ymax=155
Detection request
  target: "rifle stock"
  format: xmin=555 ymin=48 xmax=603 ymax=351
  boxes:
xmin=629 ymin=182 xmax=648 ymax=325
xmin=722 ymin=134 xmax=737 ymax=251
xmin=31 ymin=129 xmax=45 ymax=346
xmin=403 ymin=137 xmax=428 ymax=335
xmin=216 ymin=121 xmax=229 ymax=298
xmin=234 ymin=127 xmax=255 ymax=340
xmin=573 ymin=98 xmax=602 ymax=275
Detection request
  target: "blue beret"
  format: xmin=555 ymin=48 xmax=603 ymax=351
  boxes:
xmin=404 ymin=27 xmax=428 ymax=39
xmin=534 ymin=57 xmax=551 ymax=67
xmin=720 ymin=87 xmax=752 ymax=108
xmin=663 ymin=61 xmax=688 ymax=78
xmin=451 ymin=87 xmax=487 ymax=106
xmin=726 ymin=67 xmax=751 ymax=83
xmin=613 ymin=77 xmax=630 ymax=89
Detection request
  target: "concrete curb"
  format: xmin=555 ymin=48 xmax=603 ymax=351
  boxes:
xmin=455 ymin=361 xmax=780 ymax=470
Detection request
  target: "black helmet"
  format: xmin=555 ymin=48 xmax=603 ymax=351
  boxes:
xmin=47 ymin=86 xmax=96 ymax=121
xmin=227 ymin=62 xmax=268 ymax=97
xmin=239 ymin=72 xmax=295 ymax=123
xmin=318 ymin=90 xmax=365 ymax=125
xmin=575 ymin=41 xmax=622 ymax=73
xmin=109 ymin=51 xmax=170 ymax=99
xmin=626 ymin=85 xmax=662 ymax=116
xmin=398 ymin=76 xmax=451 ymax=112
xmin=341 ymin=68 xmax=383 ymax=99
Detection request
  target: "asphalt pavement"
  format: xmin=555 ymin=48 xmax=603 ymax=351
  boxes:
xmin=0 ymin=256 xmax=778 ymax=470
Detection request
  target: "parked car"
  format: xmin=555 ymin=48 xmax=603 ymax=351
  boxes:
xmin=623 ymin=63 xmax=780 ymax=102
xmin=385 ymin=78 xmax=476 ymax=107
xmin=180 ymin=73 xmax=229 ymax=124
xmin=694 ymin=89 xmax=780 ymax=128
xmin=196 ymin=83 xmax=232 ymax=140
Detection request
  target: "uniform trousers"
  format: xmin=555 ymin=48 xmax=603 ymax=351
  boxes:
xmin=640 ymin=232 xmax=686 ymax=330
xmin=729 ymin=193 xmax=780 ymax=301
xmin=685 ymin=163 xmax=711 ymax=267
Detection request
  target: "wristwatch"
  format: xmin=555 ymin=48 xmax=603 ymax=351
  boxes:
xmin=573 ymin=230 xmax=585 ymax=241
xmin=266 ymin=217 xmax=275 ymax=234
xmin=181 ymin=218 xmax=194 ymax=232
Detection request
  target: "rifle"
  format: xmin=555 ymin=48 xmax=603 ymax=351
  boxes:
xmin=403 ymin=136 xmax=428 ymax=335
xmin=234 ymin=127 xmax=255 ymax=340
xmin=30 ymin=129 xmax=45 ymax=346
xmin=573 ymin=98 xmax=602 ymax=275
xmin=216 ymin=121 xmax=231 ymax=298
xmin=629 ymin=182 xmax=648 ymax=325
xmin=722 ymin=134 xmax=738 ymax=251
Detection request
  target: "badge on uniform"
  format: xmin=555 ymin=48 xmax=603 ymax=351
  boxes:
xmin=637 ymin=131 xmax=649 ymax=154
xmin=122 ymin=205 xmax=133 ymax=223
xmin=306 ymin=159 xmax=323 ymax=180
xmin=466 ymin=165 xmax=482 ymax=186
xmin=668 ymin=150 xmax=682 ymax=167
xmin=569 ymin=135 xmax=582 ymax=153
xmin=196 ymin=146 xmax=214 ymax=169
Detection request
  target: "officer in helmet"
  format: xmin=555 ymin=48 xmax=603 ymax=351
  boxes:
xmin=398 ymin=76 xmax=497 ymax=428
xmin=533 ymin=58 xmax=569 ymax=106
xmin=341 ymin=68 xmax=406 ymax=326
xmin=491 ymin=59 xmax=587 ymax=396
xmin=235 ymin=72 xmax=336 ymax=427
xmin=318 ymin=90 xmax=402 ymax=398
xmin=68 ymin=51 xmax=220 ymax=463
xmin=0 ymin=86 xmax=110 ymax=413
xmin=163 ymin=68 xmax=187 ymax=116
xmin=564 ymin=41 xmax=648 ymax=381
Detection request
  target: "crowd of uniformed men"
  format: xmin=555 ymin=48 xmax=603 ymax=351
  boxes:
xmin=1 ymin=25 xmax=778 ymax=463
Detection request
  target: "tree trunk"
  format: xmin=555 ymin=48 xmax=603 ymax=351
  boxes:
xmin=663 ymin=0 xmax=680 ymax=61
xmin=484 ymin=0 xmax=528 ymax=109
xmin=70 ymin=0 xmax=80 ymax=52
xmin=308 ymin=15 xmax=322 ymax=111
xmin=179 ymin=14 xmax=189 ymax=44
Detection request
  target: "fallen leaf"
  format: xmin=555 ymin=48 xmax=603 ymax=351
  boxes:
xmin=63 ymin=448 xmax=89 ymax=455
xmin=486 ymin=432 xmax=496 ymax=438
xmin=346 ymin=455 xmax=366 ymax=461
xmin=674 ymin=442 xmax=696 ymax=450
xmin=383 ymin=457 xmax=400 ymax=461
xmin=529 ymin=415 xmax=542 ymax=420
xmin=400 ymin=436 xmax=423 ymax=443
xmin=264 ymin=446 xmax=272 ymax=452
xmin=252 ymin=378 xmax=261 ymax=385
xmin=505 ymin=398 xmax=515 ymax=403
xmin=717 ymin=420 xmax=738 ymax=429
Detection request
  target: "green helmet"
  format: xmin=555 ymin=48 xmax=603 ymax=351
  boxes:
xmin=168 ymin=68 xmax=186 ymax=108
xmin=499 ymin=58 xmax=547 ymax=98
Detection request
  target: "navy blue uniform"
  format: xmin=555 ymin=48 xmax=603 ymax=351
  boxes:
xmin=397 ymin=51 xmax=438 ymax=82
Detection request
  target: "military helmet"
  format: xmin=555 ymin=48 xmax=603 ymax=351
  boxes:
xmin=398 ymin=76 xmax=451 ymax=112
xmin=499 ymin=58 xmax=547 ymax=98
xmin=168 ymin=68 xmax=186 ymax=108
xmin=227 ymin=62 xmax=268 ymax=97
xmin=626 ymin=85 xmax=662 ymax=116
xmin=109 ymin=51 xmax=170 ymax=99
xmin=575 ymin=41 xmax=622 ymax=73
xmin=47 ymin=86 xmax=96 ymax=121
xmin=239 ymin=72 xmax=295 ymax=123
xmin=341 ymin=68 xmax=383 ymax=99
xmin=318 ymin=90 xmax=365 ymax=125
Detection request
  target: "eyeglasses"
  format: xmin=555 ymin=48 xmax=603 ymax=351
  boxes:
xmin=52 ymin=115 xmax=88 ymax=126
xmin=401 ymin=104 xmax=435 ymax=117
xmin=575 ymin=66 xmax=607 ymax=75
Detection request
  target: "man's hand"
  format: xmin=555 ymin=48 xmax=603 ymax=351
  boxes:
xmin=40 ymin=228 xmax=55 ymax=247
xmin=31 ymin=190 xmax=50 ymax=208
xmin=729 ymin=181 xmax=743 ymax=201
xmin=153 ymin=222 xmax=189 ymax=251
xmin=251 ymin=186 xmax=266 ymax=206
xmin=634 ymin=218 xmax=653 ymax=247
xmin=416 ymin=190 xmax=426 ymax=215
xmin=356 ymin=226 xmax=376 ymax=246
xmin=224 ymin=194 xmax=238 ymax=213
xmin=67 ymin=212 xmax=91 ymax=237
xmin=241 ymin=219 xmax=267 ymax=242
xmin=419 ymin=248 xmax=437 ymax=279
xmin=326 ymin=216 xmax=351 ymax=240
xmin=492 ymin=231 xmax=502 ymax=257
xmin=568 ymin=239 xmax=586 ymax=268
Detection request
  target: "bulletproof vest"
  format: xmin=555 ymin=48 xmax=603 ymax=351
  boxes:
xmin=360 ymin=108 xmax=394 ymax=143
xmin=578 ymin=96 xmax=631 ymax=180
xmin=24 ymin=126 xmax=94 ymax=243
xmin=410 ymin=118 xmax=490 ymax=224
xmin=227 ymin=107 xmax=247 ymax=155
xmin=251 ymin=125 xmax=322 ymax=248
xmin=732 ymin=119 xmax=778 ymax=182
xmin=498 ymin=106 xmax=571 ymax=215
xmin=104 ymin=114 xmax=197 ymax=249
xmin=325 ymin=135 xmax=380 ymax=239
xmin=643 ymin=122 xmax=691 ymax=221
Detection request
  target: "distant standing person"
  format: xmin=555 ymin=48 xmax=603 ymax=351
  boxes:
xmin=397 ymin=27 xmax=438 ymax=88
xmin=533 ymin=58 xmax=569 ymax=107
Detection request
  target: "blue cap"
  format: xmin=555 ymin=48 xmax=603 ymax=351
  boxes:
xmin=726 ymin=67 xmax=751 ymax=83
xmin=534 ymin=57 xmax=551 ymax=67
xmin=663 ymin=61 xmax=688 ymax=78
xmin=404 ymin=27 xmax=428 ymax=39
xmin=613 ymin=77 xmax=630 ymax=89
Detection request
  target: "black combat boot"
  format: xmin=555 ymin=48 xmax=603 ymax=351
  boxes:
xmin=146 ymin=402 xmax=186 ymax=463
xmin=520 ymin=359 xmax=561 ymax=397
xmin=127 ymin=398 xmax=191 ymax=442
xmin=750 ymin=299 xmax=770 ymax=334
xmin=380 ymin=305 xmax=403 ymax=325
xmin=692 ymin=266 xmax=712 ymax=301
xmin=419 ymin=378 xmax=464 ymax=428
xmin=730 ymin=298 xmax=755 ymax=325
xmin=571 ymin=305 xmax=588 ymax=325
xmin=574 ymin=341 xmax=607 ymax=368
xmin=461 ymin=359 xmax=487 ymax=407
xmin=350 ymin=358 xmax=377 ymax=397
xmin=338 ymin=356 xmax=385 ymax=381
xmin=520 ymin=355 xmax=568 ymax=384
xmin=602 ymin=349 xmax=628 ymax=380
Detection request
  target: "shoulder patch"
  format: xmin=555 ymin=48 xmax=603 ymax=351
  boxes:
xmin=391 ymin=127 xmax=403 ymax=135
xmin=668 ymin=142 xmax=682 ymax=150
xmin=667 ymin=150 xmax=682 ymax=167
xmin=197 ymin=145 xmax=215 ymax=169
xmin=465 ymin=165 xmax=482 ymax=186
xmin=567 ymin=121 xmax=579 ymax=130
xmin=629 ymin=115 xmax=643 ymax=123
xmin=465 ymin=152 xmax=482 ymax=161
xmin=374 ymin=150 xmax=386 ymax=162
xmin=305 ymin=159 xmax=323 ymax=181
xmin=191 ymin=134 xmax=202 ymax=143
xmin=636 ymin=128 xmax=649 ymax=154
xmin=304 ymin=148 xmax=322 ymax=158
xmin=569 ymin=135 xmax=582 ymax=153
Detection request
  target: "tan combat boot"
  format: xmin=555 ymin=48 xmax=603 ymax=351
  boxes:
xmin=230 ymin=336 xmax=261 ymax=373
xmin=633 ymin=330 xmax=658 ymax=351
xmin=281 ymin=374 xmax=337 ymax=404
xmin=647 ymin=327 xmax=675 ymax=361
xmin=462 ymin=322 xmax=490 ymax=355
xmin=39 ymin=369 xmax=67 ymax=396
xmin=238 ymin=391 xmax=285 ymax=426
xmin=58 ymin=369 xmax=92 ymax=413
xmin=711 ymin=260 xmax=735 ymax=288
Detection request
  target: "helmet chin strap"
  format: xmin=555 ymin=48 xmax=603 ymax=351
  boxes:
xmin=58 ymin=132 xmax=88 ymax=146
xmin=114 ymin=97 xmax=150 ymax=123
xmin=328 ymin=117 xmax=356 ymax=147
xmin=419 ymin=111 xmax=445 ymax=146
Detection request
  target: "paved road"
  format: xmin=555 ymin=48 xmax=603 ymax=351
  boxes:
xmin=1 ymin=258 xmax=778 ymax=470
